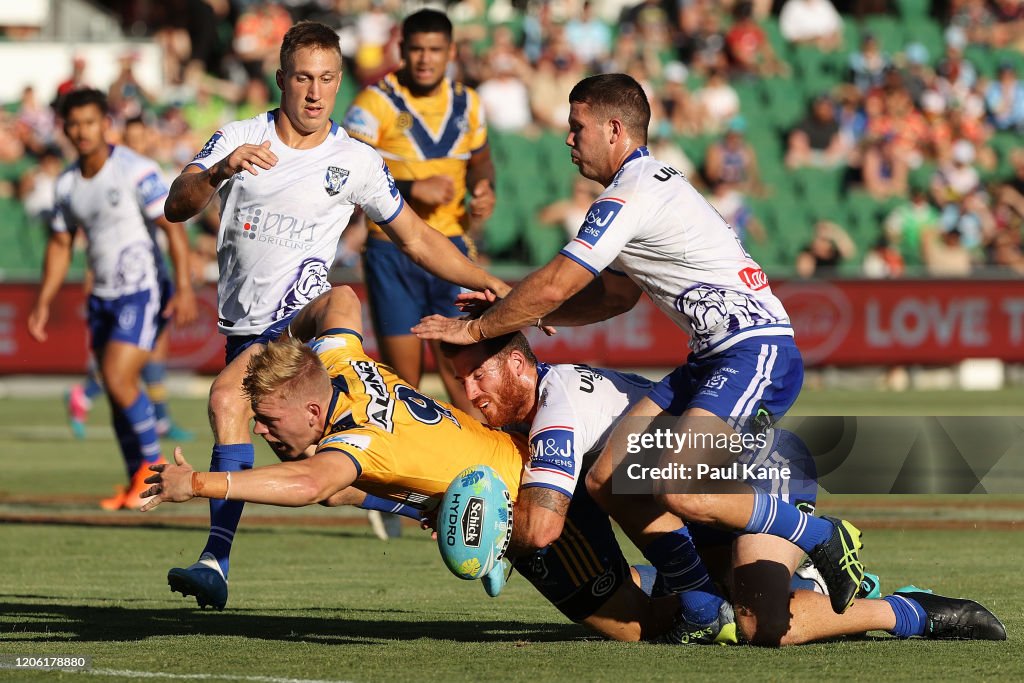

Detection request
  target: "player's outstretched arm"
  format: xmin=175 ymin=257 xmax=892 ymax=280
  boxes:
xmin=154 ymin=215 xmax=197 ymax=325
xmin=27 ymin=230 xmax=73 ymax=342
xmin=413 ymin=254 xmax=595 ymax=344
xmin=142 ymin=446 xmax=359 ymax=510
xmin=165 ymin=141 xmax=278 ymax=222
xmin=379 ymin=205 xmax=509 ymax=297
xmin=542 ymin=270 xmax=643 ymax=326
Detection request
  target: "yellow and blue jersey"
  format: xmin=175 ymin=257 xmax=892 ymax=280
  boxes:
xmin=342 ymin=73 xmax=487 ymax=238
xmin=311 ymin=329 xmax=526 ymax=510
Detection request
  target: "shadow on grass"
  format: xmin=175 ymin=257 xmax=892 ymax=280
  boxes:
xmin=0 ymin=599 xmax=588 ymax=645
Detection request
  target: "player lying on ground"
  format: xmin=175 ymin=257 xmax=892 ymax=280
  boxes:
xmin=142 ymin=286 xmax=728 ymax=643
xmin=441 ymin=332 xmax=1007 ymax=644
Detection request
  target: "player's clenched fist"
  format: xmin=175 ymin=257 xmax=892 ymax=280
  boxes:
xmin=210 ymin=140 xmax=279 ymax=183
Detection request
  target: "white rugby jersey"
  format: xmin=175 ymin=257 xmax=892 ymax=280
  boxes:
xmin=560 ymin=147 xmax=792 ymax=357
xmin=52 ymin=145 xmax=168 ymax=299
xmin=188 ymin=111 xmax=404 ymax=336
xmin=521 ymin=363 xmax=653 ymax=498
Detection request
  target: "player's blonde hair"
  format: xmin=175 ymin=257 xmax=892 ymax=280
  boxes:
xmin=242 ymin=336 xmax=329 ymax=405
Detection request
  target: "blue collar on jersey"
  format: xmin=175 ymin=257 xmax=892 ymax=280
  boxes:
xmin=621 ymin=146 xmax=650 ymax=168
xmin=536 ymin=362 xmax=552 ymax=382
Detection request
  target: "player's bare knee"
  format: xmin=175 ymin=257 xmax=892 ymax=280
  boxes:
xmin=208 ymin=378 xmax=246 ymax=425
xmin=735 ymin=602 xmax=790 ymax=647
xmin=585 ymin=468 xmax=610 ymax=508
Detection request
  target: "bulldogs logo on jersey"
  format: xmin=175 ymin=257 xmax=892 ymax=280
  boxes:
xmin=676 ymin=285 xmax=773 ymax=337
xmin=324 ymin=166 xmax=349 ymax=196
xmin=276 ymin=258 xmax=330 ymax=318
xmin=113 ymin=242 xmax=156 ymax=289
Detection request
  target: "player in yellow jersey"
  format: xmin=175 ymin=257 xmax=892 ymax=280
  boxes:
xmin=342 ymin=9 xmax=495 ymax=420
xmin=141 ymin=285 xmax=526 ymax=524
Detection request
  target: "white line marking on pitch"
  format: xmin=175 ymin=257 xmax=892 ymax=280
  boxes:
xmin=82 ymin=669 xmax=353 ymax=683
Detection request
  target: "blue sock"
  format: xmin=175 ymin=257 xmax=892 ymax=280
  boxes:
xmin=642 ymin=527 xmax=724 ymax=625
xmin=84 ymin=363 xmax=103 ymax=400
xmin=883 ymin=594 xmax=927 ymax=638
xmin=141 ymin=361 xmax=169 ymax=427
xmin=112 ymin=411 xmax=142 ymax=478
xmin=632 ymin=564 xmax=659 ymax=597
xmin=202 ymin=443 xmax=255 ymax=578
xmin=744 ymin=489 xmax=833 ymax=553
xmin=359 ymin=494 xmax=421 ymax=520
xmin=122 ymin=393 xmax=162 ymax=465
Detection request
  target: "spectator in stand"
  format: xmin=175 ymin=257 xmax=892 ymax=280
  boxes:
xmin=920 ymin=89 xmax=954 ymax=161
xmin=900 ymin=43 xmax=933 ymax=106
xmin=234 ymin=76 xmax=272 ymax=121
xmin=884 ymin=187 xmax=941 ymax=265
xmin=936 ymin=28 xmax=977 ymax=106
xmin=931 ymin=139 xmax=982 ymax=210
xmin=109 ymin=52 xmax=155 ymax=123
xmin=233 ymin=1 xmax=292 ymax=78
xmin=725 ymin=1 xmax=788 ymax=77
xmin=985 ymin=62 xmax=1024 ymax=132
xmin=678 ymin=8 xmax=729 ymax=77
xmin=55 ymin=55 xmax=89 ymax=103
xmin=922 ymin=227 xmax=972 ymax=276
xmin=537 ymin=176 xmax=603 ymax=239
xmin=530 ymin=26 xmax=583 ymax=130
xmin=848 ymin=33 xmax=888 ymax=93
xmin=860 ymin=134 xmax=908 ymax=200
xmin=704 ymin=116 xmax=760 ymax=195
xmin=862 ymin=234 xmax=905 ymax=278
xmin=483 ymin=24 xmax=532 ymax=81
xmin=565 ymin=1 xmax=613 ymax=71
xmin=657 ymin=62 xmax=703 ymax=137
xmin=708 ymin=180 xmax=765 ymax=245
xmin=941 ymin=190 xmax=995 ymax=251
xmin=795 ymin=220 xmax=856 ymax=278
xmin=18 ymin=146 xmax=64 ymax=224
xmin=477 ymin=60 xmax=534 ymax=134
xmin=779 ymin=0 xmax=843 ymax=52
xmin=990 ymin=0 xmax=1024 ymax=50
xmin=695 ymin=67 xmax=739 ymax=134
xmin=834 ymin=84 xmax=868 ymax=153
xmin=948 ymin=94 xmax=997 ymax=170
xmin=785 ymin=95 xmax=845 ymax=168
xmin=950 ymin=0 xmax=996 ymax=47
xmin=15 ymin=86 xmax=57 ymax=157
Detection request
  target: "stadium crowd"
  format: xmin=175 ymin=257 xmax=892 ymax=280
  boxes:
xmin=2 ymin=0 xmax=1023 ymax=279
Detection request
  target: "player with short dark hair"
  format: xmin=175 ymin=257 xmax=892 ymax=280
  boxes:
xmin=161 ymin=20 xmax=508 ymax=610
xmin=29 ymin=88 xmax=196 ymax=510
xmin=414 ymin=73 xmax=866 ymax=644
xmin=342 ymin=8 xmax=496 ymax=430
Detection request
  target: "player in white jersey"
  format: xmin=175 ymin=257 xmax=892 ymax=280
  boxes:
xmin=442 ymin=332 xmax=1007 ymax=645
xmin=28 ymin=89 xmax=196 ymax=510
xmin=161 ymin=21 xmax=509 ymax=610
xmin=414 ymin=73 xmax=867 ymax=643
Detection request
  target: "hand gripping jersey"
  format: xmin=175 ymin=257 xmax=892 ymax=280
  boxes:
xmin=52 ymin=145 xmax=169 ymax=299
xmin=521 ymin=363 xmax=654 ymax=499
xmin=559 ymin=147 xmax=793 ymax=357
xmin=342 ymin=74 xmax=487 ymax=237
xmin=311 ymin=329 xmax=529 ymax=511
xmin=188 ymin=111 xmax=404 ymax=336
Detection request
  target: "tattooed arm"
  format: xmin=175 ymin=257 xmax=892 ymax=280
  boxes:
xmin=507 ymin=487 xmax=572 ymax=560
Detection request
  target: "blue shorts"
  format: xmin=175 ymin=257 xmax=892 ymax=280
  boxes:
xmin=363 ymin=235 xmax=470 ymax=337
xmin=513 ymin=483 xmax=630 ymax=623
xmin=87 ymin=280 xmax=170 ymax=353
xmin=224 ymin=311 xmax=296 ymax=366
xmin=649 ymin=335 xmax=804 ymax=432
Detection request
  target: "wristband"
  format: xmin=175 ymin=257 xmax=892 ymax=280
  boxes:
xmin=469 ymin=319 xmax=488 ymax=343
xmin=191 ymin=471 xmax=230 ymax=499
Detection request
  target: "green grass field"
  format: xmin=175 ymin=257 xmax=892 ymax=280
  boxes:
xmin=1 ymin=390 xmax=1022 ymax=682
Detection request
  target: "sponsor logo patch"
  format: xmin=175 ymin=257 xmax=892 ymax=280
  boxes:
xmin=738 ymin=267 xmax=769 ymax=291
xmin=461 ymin=497 xmax=484 ymax=548
xmin=575 ymin=198 xmax=624 ymax=248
